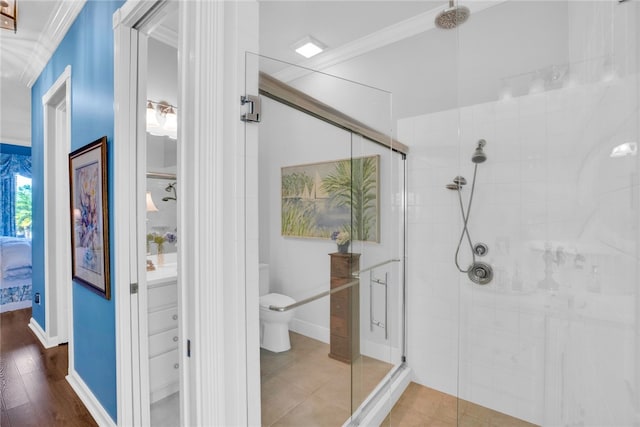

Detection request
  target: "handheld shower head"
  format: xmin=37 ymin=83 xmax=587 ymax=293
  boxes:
xmin=453 ymin=176 xmax=467 ymax=186
xmin=446 ymin=176 xmax=467 ymax=190
xmin=471 ymin=139 xmax=487 ymax=163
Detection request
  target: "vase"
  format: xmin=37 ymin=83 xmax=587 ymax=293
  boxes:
xmin=337 ymin=243 xmax=350 ymax=253
xmin=157 ymin=243 xmax=165 ymax=267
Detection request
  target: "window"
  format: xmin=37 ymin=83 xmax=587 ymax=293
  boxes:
xmin=15 ymin=174 xmax=32 ymax=238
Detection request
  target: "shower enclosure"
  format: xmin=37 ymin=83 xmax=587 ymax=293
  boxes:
xmin=246 ymin=54 xmax=408 ymax=425
xmin=399 ymin=1 xmax=639 ymax=425
xmin=250 ymin=1 xmax=639 ymax=425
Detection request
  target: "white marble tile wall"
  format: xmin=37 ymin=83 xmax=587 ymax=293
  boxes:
xmin=401 ymin=68 xmax=639 ymax=424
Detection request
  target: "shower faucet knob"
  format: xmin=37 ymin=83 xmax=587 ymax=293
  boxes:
xmin=473 ymin=242 xmax=489 ymax=257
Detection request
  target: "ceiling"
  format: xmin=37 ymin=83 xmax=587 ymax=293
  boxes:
xmin=0 ymin=0 xmax=84 ymax=146
xmin=257 ymin=0 xmax=570 ymax=125
xmin=1 ymin=1 xmax=576 ymax=145
xmin=0 ymin=0 xmax=84 ymax=86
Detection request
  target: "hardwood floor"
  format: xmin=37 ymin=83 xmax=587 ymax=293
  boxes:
xmin=0 ymin=308 xmax=97 ymax=427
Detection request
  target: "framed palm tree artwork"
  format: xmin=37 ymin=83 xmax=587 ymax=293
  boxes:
xmin=281 ymin=155 xmax=380 ymax=243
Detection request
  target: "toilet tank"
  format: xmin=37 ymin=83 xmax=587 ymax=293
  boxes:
xmin=259 ymin=263 xmax=269 ymax=295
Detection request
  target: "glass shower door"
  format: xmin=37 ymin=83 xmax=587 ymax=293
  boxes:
xmin=453 ymin=1 xmax=640 ymax=425
xmin=247 ymin=53 xmax=405 ymax=426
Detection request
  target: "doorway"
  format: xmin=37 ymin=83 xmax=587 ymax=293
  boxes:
xmin=135 ymin=5 xmax=181 ymax=426
xmin=41 ymin=66 xmax=72 ymax=348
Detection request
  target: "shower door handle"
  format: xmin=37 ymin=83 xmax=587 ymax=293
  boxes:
xmin=370 ymin=272 xmax=388 ymax=340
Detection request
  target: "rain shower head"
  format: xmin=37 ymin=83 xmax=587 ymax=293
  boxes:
xmin=471 ymin=139 xmax=487 ymax=163
xmin=435 ymin=0 xmax=470 ymax=29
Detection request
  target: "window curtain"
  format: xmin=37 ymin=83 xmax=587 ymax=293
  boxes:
xmin=0 ymin=145 xmax=32 ymax=237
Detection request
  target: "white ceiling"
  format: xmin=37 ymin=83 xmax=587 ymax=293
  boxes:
xmin=0 ymin=1 xmax=602 ymax=145
xmin=257 ymin=1 xmax=570 ymax=123
xmin=0 ymin=0 xmax=84 ymax=86
xmin=0 ymin=0 xmax=84 ymax=146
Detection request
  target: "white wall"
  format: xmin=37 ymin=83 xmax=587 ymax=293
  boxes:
xmin=259 ymin=97 xmax=405 ymax=361
xmin=1 ymin=78 xmax=31 ymax=146
xmin=400 ymin=20 xmax=639 ymax=427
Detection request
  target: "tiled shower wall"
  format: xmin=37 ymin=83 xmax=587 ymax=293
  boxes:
xmin=400 ymin=2 xmax=639 ymax=425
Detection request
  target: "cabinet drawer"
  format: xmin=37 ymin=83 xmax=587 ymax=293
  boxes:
xmin=148 ymin=281 xmax=177 ymax=311
xmin=149 ymin=348 xmax=179 ymax=391
xmin=149 ymin=328 xmax=179 ymax=358
xmin=148 ymin=306 xmax=178 ymax=335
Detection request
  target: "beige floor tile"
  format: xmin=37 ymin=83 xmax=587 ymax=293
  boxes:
xmin=311 ymin=374 xmax=351 ymax=411
xmin=459 ymin=413 xmax=490 ymax=427
xmin=260 ymin=348 xmax=297 ymax=378
xmin=261 ymin=335 xmax=535 ymax=427
xmin=289 ymin=332 xmax=327 ymax=354
xmin=271 ymin=394 xmax=349 ymax=427
xmin=394 ymin=388 xmax=442 ymax=416
xmin=387 ymin=404 xmax=435 ymax=427
xmin=261 ymin=375 xmax=309 ymax=426
xmin=274 ymin=359 xmax=336 ymax=394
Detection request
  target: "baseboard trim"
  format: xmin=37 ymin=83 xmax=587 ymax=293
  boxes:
xmin=290 ymin=318 xmax=329 ymax=344
xmin=28 ymin=317 xmax=58 ymax=349
xmin=66 ymin=370 xmax=116 ymax=427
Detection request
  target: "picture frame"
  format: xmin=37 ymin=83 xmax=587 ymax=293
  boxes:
xmin=69 ymin=136 xmax=111 ymax=299
xmin=281 ymin=155 xmax=380 ymax=243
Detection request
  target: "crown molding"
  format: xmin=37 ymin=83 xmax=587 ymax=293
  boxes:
xmin=22 ymin=0 xmax=86 ymax=88
xmin=274 ymin=1 xmax=506 ymax=83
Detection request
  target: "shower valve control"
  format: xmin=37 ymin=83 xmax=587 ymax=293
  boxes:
xmin=473 ymin=242 xmax=489 ymax=257
xmin=468 ymin=262 xmax=493 ymax=285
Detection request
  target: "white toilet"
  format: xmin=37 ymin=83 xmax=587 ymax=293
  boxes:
xmin=259 ymin=264 xmax=296 ymax=352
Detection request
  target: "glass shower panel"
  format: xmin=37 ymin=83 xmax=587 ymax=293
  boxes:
xmin=349 ymin=131 xmax=405 ymax=416
xmin=250 ymin=53 xmax=403 ymax=425
xmin=453 ymin=1 xmax=639 ymax=425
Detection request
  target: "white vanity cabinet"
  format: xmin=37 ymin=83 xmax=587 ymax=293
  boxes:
xmin=147 ymin=274 xmax=179 ymax=403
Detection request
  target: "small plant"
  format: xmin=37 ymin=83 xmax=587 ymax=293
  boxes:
xmin=331 ymin=230 xmax=350 ymax=246
xmin=146 ymin=231 xmax=177 ymax=253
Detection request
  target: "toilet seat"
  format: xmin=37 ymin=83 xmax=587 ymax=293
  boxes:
xmin=259 ymin=292 xmax=296 ymax=309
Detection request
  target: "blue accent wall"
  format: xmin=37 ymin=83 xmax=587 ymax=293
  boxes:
xmin=31 ymin=0 xmax=124 ymax=421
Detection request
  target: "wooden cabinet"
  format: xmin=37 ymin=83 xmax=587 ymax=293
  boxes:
xmin=148 ymin=278 xmax=179 ymax=403
xmin=329 ymin=252 xmax=360 ymax=363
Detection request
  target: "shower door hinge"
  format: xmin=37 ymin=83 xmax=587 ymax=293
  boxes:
xmin=240 ymin=95 xmax=261 ymax=123
xmin=130 ymin=282 xmax=138 ymax=294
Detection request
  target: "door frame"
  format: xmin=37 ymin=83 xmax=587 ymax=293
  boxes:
xmin=113 ymin=1 xmax=259 ymax=425
xmin=30 ymin=65 xmax=73 ymax=352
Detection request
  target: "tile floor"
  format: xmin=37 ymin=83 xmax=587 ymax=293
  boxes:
xmin=260 ymin=332 xmax=392 ymax=426
xmin=261 ymin=332 xmax=538 ymax=427
xmin=384 ymin=382 xmax=538 ymax=427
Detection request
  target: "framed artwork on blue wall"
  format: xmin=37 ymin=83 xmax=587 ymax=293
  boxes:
xmin=69 ymin=136 xmax=111 ymax=299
